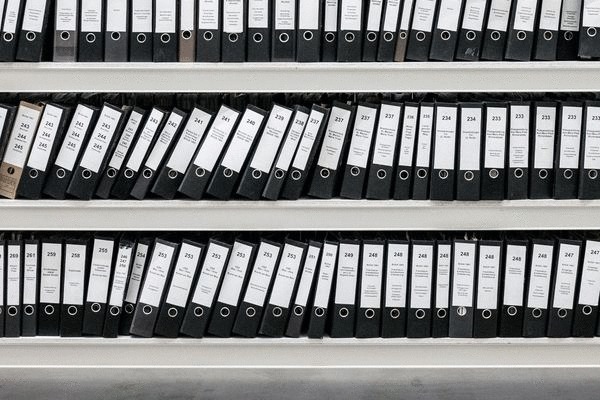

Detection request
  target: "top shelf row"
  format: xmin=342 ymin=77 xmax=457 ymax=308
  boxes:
xmin=0 ymin=62 xmax=598 ymax=93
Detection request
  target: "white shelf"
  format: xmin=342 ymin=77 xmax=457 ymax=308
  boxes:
xmin=0 ymin=199 xmax=599 ymax=231
xmin=0 ymin=62 xmax=598 ymax=93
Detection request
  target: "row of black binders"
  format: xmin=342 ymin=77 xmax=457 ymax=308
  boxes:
xmin=1 ymin=231 xmax=600 ymax=339
xmin=2 ymin=0 xmax=600 ymax=62
xmin=3 ymin=95 xmax=600 ymax=200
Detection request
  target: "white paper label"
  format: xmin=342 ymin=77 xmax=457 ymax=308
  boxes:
xmin=165 ymin=108 xmax=212 ymax=173
xmin=534 ymin=106 xmax=556 ymax=169
xmin=63 ymin=243 xmax=86 ymax=305
xmin=21 ymin=0 xmax=47 ymax=32
xmin=383 ymin=0 xmax=401 ymax=31
xmin=373 ymin=103 xmax=402 ymax=167
xmin=275 ymin=0 xmax=296 ymax=30
xmin=4 ymin=103 xmax=41 ymax=168
xmin=583 ymin=0 xmax=600 ymax=26
xmin=106 ymin=0 xmax=127 ymax=32
xmin=132 ymin=0 xmax=152 ymax=32
xmin=416 ymin=106 xmax=434 ymax=168
xmin=124 ymin=242 xmax=149 ymax=304
xmin=459 ymin=107 xmax=482 ymax=171
xmin=484 ymin=106 xmax=507 ymax=169
xmin=249 ymin=106 xmax=293 ymax=173
xmin=81 ymin=0 xmax=102 ymax=32
xmin=217 ymin=241 xmax=254 ymax=306
xmin=340 ymin=0 xmax=362 ymax=30
xmin=40 ymin=242 xmax=61 ymax=304
xmin=527 ymin=243 xmax=554 ymax=309
xmin=243 ymin=242 xmax=280 ymax=307
xmin=410 ymin=244 xmax=433 ymax=309
xmin=79 ymin=106 xmax=123 ymax=173
xmin=193 ymin=106 xmax=239 ymax=172
xmin=167 ymin=242 xmax=205 ymax=307
xmin=108 ymin=110 xmax=144 ymax=171
xmin=292 ymin=108 xmax=325 ymax=170
xmin=275 ymin=110 xmax=309 ymax=171
xmin=27 ymin=104 xmax=63 ymax=171
xmin=125 ymin=108 xmax=164 ymax=172
xmin=334 ymin=242 xmax=360 ymax=305
xmin=2 ymin=0 xmax=21 ymax=34
xmin=198 ymin=0 xmax=219 ymax=30
xmin=269 ymin=242 xmax=305 ymax=308
xmin=324 ymin=0 xmax=339 ymax=31
xmin=411 ymin=0 xmax=437 ymax=31
xmin=433 ymin=106 xmax=457 ymax=170
xmin=346 ymin=105 xmax=378 ymax=168
xmin=451 ymin=242 xmax=476 ymax=307
xmin=578 ymin=240 xmax=600 ymax=305
xmin=385 ymin=242 xmax=409 ymax=308
xmin=552 ymin=243 xmax=580 ymax=309
xmin=144 ymin=111 xmax=183 ymax=171
xmin=366 ymin=0 xmax=384 ymax=31
xmin=317 ymin=106 xmax=353 ymax=170
xmin=299 ymin=0 xmax=319 ymax=29
xmin=108 ymin=244 xmax=133 ymax=307
xmin=55 ymin=104 xmax=95 ymax=171
xmin=180 ymin=0 xmax=195 ymax=30
xmin=503 ymin=244 xmax=527 ymax=306
xmin=513 ymin=0 xmax=538 ymax=31
xmin=23 ymin=243 xmax=37 ymax=305
xmin=360 ymin=243 xmax=383 ymax=309
xmin=313 ymin=242 xmax=338 ymax=308
xmin=155 ymin=0 xmax=176 ymax=33
xmin=436 ymin=0 xmax=463 ymax=31
xmin=248 ymin=0 xmax=268 ymax=28
xmin=398 ymin=106 xmax=418 ymax=167
xmin=86 ymin=239 xmax=115 ymax=303
xmin=476 ymin=245 xmax=501 ymax=309
xmin=486 ymin=0 xmax=511 ymax=31
xmin=293 ymin=244 xmax=321 ymax=307
xmin=509 ymin=105 xmax=530 ymax=168
xmin=539 ymin=0 xmax=561 ymax=30
xmin=223 ymin=0 xmax=243 ymax=33
xmin=584 ymin=106 xmax=600 ymax=169
xmin=138 ymin=242 xmax=175 ymax=307
xmin=560 ymin=0 xmax=582 ymax=31
xmin=559 ymin=106 xmax=583 ymax=169
xmin=436 ymin=244 xmax=451 ymax=309
xmin=7 ymin=244 xmax=20 ymax=306
xmin=461 ymin=0 xmax=487 ymax=31
xmin=190 ymin=242 xmax=229 ymax=307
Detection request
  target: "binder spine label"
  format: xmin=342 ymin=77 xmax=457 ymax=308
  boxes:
xmin=385 ymin=243 xmax=409 ymax=308
xmin=451 ymin=242 xmax=476 ymax=307
xmin=433 ymin=106 xmax=458 ymax=170
xmin=144 ymin=112 xmax=184 ymax=170
xmin=527 ymin=244 xmax=554 ymax=309
xmin=461 ymin=0 xmax=487 ymax=31
xmin=398 ymin=106 xmax=418 ymax=167
xmin=40 ymin=243 xmax=61 ymax=304
xmin=486 ymin=0 xmax=511 ymax=31
xmin=436 ymin=0 xmax=463 ymax=31
xmin=503 ymin=245 xmax=526 ymax=306
xmin=81 ymin=0 xmax=102 ymax=32
xmin=513 ymin=0 xmax=538 ymax=32
xmin=484 ymin=107 xmax=507 ymax=169
xmin=26 ymin=105 xmax=63 ymax=171
xmin=165 ymin=108 xmax=212 ymax=173
xmin=132 ymin=0 xmax=153 ymax=32
xmin=138 ymin=242 xmax=176 ymax=307
xmin=415 ymin=106 xmax=434 ymax=168
xmin=217 ymin=241 xmax=254 ymax=306
xmin=198 ymin=0 xmax=220 ymax=30
xmin=578 ymin=240 xmax=600 ymax=305
xmin=538 ymin=0 xmax=561 ymax=30
xmin=400 ymin=0 xmax=415 ymax=30
xmin=334 ymin=242 xmax=360 ymax=305
xmin=293 ymin=244 xmax=321 ymax=307
xmin=552 ymin=243 xmax=580 ymax=309
xmin=63 ymin=244 xmax=86 ymax=305
xmin=366 ymin=0 xmax=384 ymax=31
xmin=3 ymin=104 xmax=41 ymax=167
xmin=560 ymin=0 xmax=582 ymax=31
xmin=324 ymin=0 xmax=339 ymax=31
xmin=86 ymin=239 xmax=115 ymax=303
xmin=383 ymin=0 xmax=401 ymax=31
xmin=299 ymin=0 xmax=319 ymax=29
xmin=584 ymin=106 xmax=600 ymax=169
xmin=436 ymin=244 xmax=451 ymax=309
xmin=313 ymin=243 xmax=338 ymax=309
xmin=223 ymin=0 xmax=244 ymax=33
xmin=23 ymin=243 xmax=37 ymax=305
xmin=274 ymin=110 xmax=309 ymax=171
xmin=275 ymin=0 xmax=296 ymax=30
xmin=372 ymin=104 xmax=402 ymax=167
xmin=125 ymin=109 xmax=165 ymax=172
xmin=166 ymin=242 xmax=204 ymax=307
xmin=80 ymin=106 xmax=123 ymax=173
xmin=583 ymin=0 xmax=600 ymax=27
xmin=360 ymin=244 xmax=383 ymax=309
xmin=340 ymin=0 xmax=362 ymax=31
xmin=249 ymin=106 xmax=293 ymax=173
xmin=155 ymin=0 xmax=176 ymax=33
xmin=21 ymin=0 xmax=47 ymax=32
xmin=7 ymin=244 xmax=20 ymax=306
xmin=3 ymin=0 xmax=21 ymax=34
xmin=317 ymin=107 xmax=353 ymax=169
xmin=108 ymin=244 xmax=134 ymax=307
xmin=509 ymin=105 xmax=530 ymax=168
xmin=108 ymin=111 xmax=144 ymax=171
xmin=410 ymin=244 xmax=433 ymax=308
xmin=193 ymin=106 xmax=239 ymax=172
xmin=412 ymin=0 xmax=437 ymax=31
xmin=106 ymin=0 xmax=128 ymax=32
xmin=55 ymin=105 xmax=95 ymax=171
xmin=476 ymin=245 xmax=500 ymax=309
xmin=56 ymin=0 xmax=77 ymax=31
xmin=190 ymin=242 xmax=228 ymax=307
xmin=346 ymin=105 xmax=378 ymax=168
xmin=243 ymin=242 xmax=281 ymax=307
xmin=220 ymin=109 xmax=264 ymax=173
xmin=269 ymin=242 xmax=305 ymax=308
xmin=534 ymin=106 xmax=556 ymax=169
xmin=248 ymin=0 xmax=268 ymax=28
xmin=459 ymin=107 xmax=482 ymax=171
xmin=124 ymin=243 xmax=149 ymax=304
xmin=559 ymin=106 xmax=583 ymax=169
xmin=291 ymin=108 xmax=325 ymax=170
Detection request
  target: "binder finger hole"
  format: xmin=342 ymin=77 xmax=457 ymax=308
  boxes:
xmin=253 ymin=33 xmax=263 ymax=43
xmin=107 ymin=167 xmax=117 ymax=178
xmin=416 ymin=31 xmax=426 ymax=42
xmin=514 ymin=168 xmax=524 ymax=179
xmin=464 ymin=170 xmax=474 ymax=181
xmin=91 ymin=303 xmax=101 ymax=313
xmin=142 ymin=305 xmax=153 ymax=315
xmin=195 ymin=167 xmax=206 ymax=178
xmin=111 ymin=31 xmax=121 ymax=41
xmin=67 ymin=305 xmax=77 ymax=316
xmin=564 ymin=31 xmax=574 ymax=41
xmin=377 ymin=169 xmax=387 ymax=179
xmin=168 ymin=169 xmax=178 ymax=179
xmin=339 ymin=307 xmax=349 ymax=318
xmin=137 ymin=33 xmax=147 ymax=43
xmin=252 ymin=169 xmax=262 ymax=179
xmin=29 ymin=169 xmax=39 ymax=179
xmin=589 ymin=169 xmax=598 ymax=180
xmin=315 ymin=307 xmax=325 ymax=317
xmin=26 ymin=31 xmax=36 ymax=42
xmin=438 ymin=169 xmax=449 ymax=180
xmin=557 ymin=308 xmax=567 ymax=318
xmin=417 ymin=168 xmax=428 ymax=178
xmin=229 ymin=33 xmax=239 ymax=43
xmin=124 ymin=169 xmax=135 ymax=178
xmin=279 ymin=33 xmax=290 ymax=43
xmin=517 ymin=31 xmax=526 ymax=41
xmin=466 ymin=30 xmax=476 ymax=41
xmin=365 ymin=308 xmax=375 ymax=319
xmin=390 ymin=308 xmax=400 ymax=319
xmin=489 ymin=168 xmax=499 ymax=179
xmin=415 ymin=309 xmax=426 ymax=319
xmin=344 ymin=32 xmax=355 ymax=43
xmin=293 ymin=305 xmax=304 ymax=316
xmin=167 ymin=307 xmax=178 ymax=318
xmin=44 ymin=305 xmax=55 ymax=315
xmin=143 ymin=168 xmax=153 ymax=179
xmin=61 ymin=31 xmax=71 ymax=41
xmin=219 ymin=307 xmax=230 ymax=318
xmin=246 ymin=306 xmax=256 ymax=318
xmin=367 ymin=32 xmax=377 ymax=42
xmin=441 ymin=30 xmax=451 ymax=41
xmin=399 ymin=170 xmax=409 ymax=180
xmin=564 ymin=169 xmax=574 ymax=179
xmin=291 ymin=170 xmax=302 ymax=180
xmin=275 ymin=169 xmax=285 ymax=179
xmin=350 ymin=166 xmax=360 ymax=176
xmin=125 ymin=303 xmax=134 ymax=314
xmin=320 ymin=168 xmax=330 ymax=179
xmin=491 ymin=31 xmax=500 ymax=41
xmin=193 ymin=306 xmax=204 ymax=317
xmin=583 ymin=305 xmax=593 ymax=316
xmin=437 ymin=308 xmax=447 ymax=318
xmin=56 ymin=168 xmax=66 ymax=179
xmin=399 ymin=31 xmax=407 ymax=40
xmin=303 ymin=31 xmax=313 ymax=41
xmin=482 ymin=309 xmax=492 ymax=319
xmin=457 ymin=306 xmax=467 ymax=317
xmin=532 ymin=308 xmax=542 ymax=318
xmin=204 ymin=31 xmax=213 ymax=41
xmin=182 ymin=30 xmax=192 ymax=40
xmin=223 ymin=168 xmax=233 ymax=178
xmin=24 ymin=305 xmax=34 ymax=316
xmin=3 ymin=32 xmax=13 ymax=42
xmin=86 ymin=33 xmax=96 ymax=43
xmin=325 ymin=32 xmax=336 ymax=43
xmin=538 ymin=169 xmax=548 ymax=179
xmin=272 ymin=307 xmax=282 ymax=317
xmin=543 ymin=31 xmax=553 ymax=41
xmin=507 ymin=306 xmax=518 ymax=316
xmin=383 ymin=32 xmax=394 ymax=42
xmin=7 ymin=306 xmax=17 ymax=316
xmin=110 ymin=306 xmax=120 ymax=316
xmin=82 ymin=169 xmax=92 ymax=179
xmin=160 ymin=33 xmax=171 ymax=44
xmin=588 ymin=27 xmax=598 ymax=37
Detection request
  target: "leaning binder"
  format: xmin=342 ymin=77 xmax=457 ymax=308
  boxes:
xmin=222 ymin=0 xmax=247 ymax=61
xmin=455 ymin=0 xmax=488 ymax=60
xmin=554 ymin=102 xmax=583 ymax=199
xmin=393 ymin=102 xmax=419 ymax=200
xmin=79 ymin=0 xmax=104 ymax=61
xmin=104 ymin=0 xmax=129 ymax=62
xmin=119 ymin=239 xmax=151 ymax=335
xmin=557 ymin=0 xmax=581 ymax=60
xmin=337 ymin=0 xmax=363 ymax=61
xmin=579 ymin=101 xmax=600 ymax=199
xmin=38 ymin=240 xmax=62 ymax=336
xmin=103 ymin=238 xmax=135 ymax=338
xmin=296 ymin=0 xmax=322 ymax=61
xmin=456 ymin=103 xmax=483 ymax=201
xmin=507 ymin=102 xmax=530 ymax=200
xmin=0 ymin=0 xmax=25 ymax=62
xmin=572 ymin=240 xmax=600 ymax=337
xmin=196 ymin=0 xmax=221 ymax=61
xmin=429 ymin=0 xmax=465 ymax=61
xmin=405 ymin=0 xmax=438 ymax=61
xmin=307 ymin=241 xmax=338 ymax=339
xmin=247 ymin=0 xmax=271 ymax=61
xmin=533 ymin=0 xmax=561 ymax=60
xmin=16 ymin=0 xmax=51 ymax=61
xmin=430 ymin=103 xmax=458 ymax=201
xmin=523 ymin=239 xmax=554 ymax=338
xmin=504 ymin=0 xmax=539 ymax=61
xmin=480 ymin=0 xmax=512 ymax=60
xmin=393 ymin=0 xmax=415 ymax=61
xmin=530 ymin=102 xmax=557 ymax=199
xmin=481 ymin=102 xmax=507 ymax=200
xmin=272 ymin=0 xmax=296 ymax=61
xmin=153 ymin=0 xmax=178 ymax=62
xmin=131 ymin=0 xmax=153 ymax=61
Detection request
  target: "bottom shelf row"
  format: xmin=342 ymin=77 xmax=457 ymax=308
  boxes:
xmin=0 ymin=231 xmax=599 ymax=340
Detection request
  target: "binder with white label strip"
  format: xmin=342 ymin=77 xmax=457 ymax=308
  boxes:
xmin=393 ymin=102 xmax=419 ymax=200
xmin=405 ymin=0 xmax=438 ymax=61
xmin=153 ymin=0 xmax=178 ymax=62
xmin=578 ymin=101 xmax=600 ymax=199
xmin=554 ymin=101 xmax=583 ymax=199
xmin=337 ymin=0 xmax=363 ymax=61
xmin=523 ymin=239 xmax=554 ymax=337
xmin=557 ymin=0 xmax=581 ymax=60
xmin=247 ymin=0 xmax=271 ymax=61
xmin=104 ymin=0 xmax=129 ymax=62
xmin=356 ymin=240 xmax=385 ymax=338
xmin=480 ymin=0 xmax=512 ymax=60
xmin=60 ymin=238 xmax=88 ymax=337
xmin=530 ymin=102 xmax=557 ymax=199
xmin=449 ymin=239 xmax=477 ymax=338
xmin=178 ymin=0 xmax=196 ymax=61
xmin=307 ymin=240 xmax=337 ymax=338
xmin=222 ymin=0 xmax=247 ymax=61
xmin=572 ymin=240 xmax=600 ymax=337
xmin=507 ymin=101 xmax=531 ymax=200
xmin=504 ymin=0 xmax=540 ymax=60
xmin=0 ymin=0 xmax=25 ymax=62
xmin=377 ymin=0 xmax=402 ymax=61
xmin=407 ymin=240 xmax=434 ymax=338
xmin=0 ymin=240 xmax=5 ymax=336
xmin=429 ymin=103 xmax=458 ymax=201
xmin=429 ymin=0 xmax=465 ymax=61
xmin=38 ymin=239 xmax=62 ymax=336
xmin=296 ymin=0 xmax=322 ymax=61
xmin=119 ymin=238 xmax=151 ymax=335
xmin=196 ymin=0 xmax=221 ymax=61
xmin=455 ymin=0 xmax=489 ymax=60
xmin=580 ymin=0 xmax=600 ymax=58
xmin=103 ymin=238 xmax=135 ymax=338
xmin=393 ymin=0 xmax=415 ymax=61
xmin=411 ymin=103 xmax=435 ymax=200
xmin=78 ymin=0 xmax=104 ymax=61
xmin=15 ymin=0 xmax=51 ymax=61
xmin=5 ymin=240 xmax=22 ymax=337
xmin=21 ymin=238 xmax=38 ymax=337
xmin=533 ymin=0 xmax=561 ymax=60
xmin=322 ymin=0 xmax=339 ymax=61
xmin=363 ymin=0 xmax=384 ymax=61
xmin=272 ymin=0 xmax=296 ymax=60
xmin=432 ymin=240 xmax=451 ymax=337
xmin=481 ymin=102 xmax=507 ymax=200
xmin=130 ymin=0 xmax=153 ymax=61
xmin=456 ymin=102 xmax=482 ymax=201
xmin=381 ymin=240 xmax=409 ymax=338
xmin=473 ymin=240 xmax=502 ymax=338
xmin=329 ymin=239 xmax=360 ymax=338
xmin=498 ymin=240 xmax=527 ymax=337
